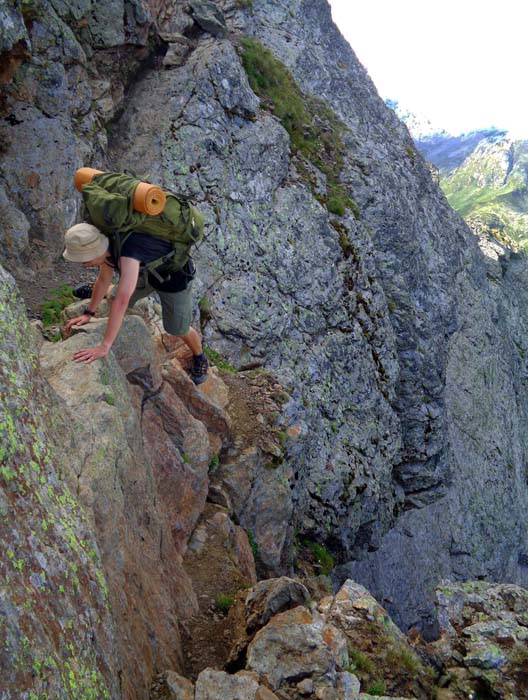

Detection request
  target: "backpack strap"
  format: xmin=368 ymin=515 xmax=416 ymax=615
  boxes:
xmin=144 ymin=251 xmax=196 ymax=284
xmin=164 ymin=190 xmax=203 ymax=243
xmin=143 ymin=249 xmax=190 ymax=283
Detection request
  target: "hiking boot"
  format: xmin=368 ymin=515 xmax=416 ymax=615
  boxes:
xmin=190 ymin=352 xmax=209 ymax=385
xmin=73 ymin=283 xmax=94 ymax=299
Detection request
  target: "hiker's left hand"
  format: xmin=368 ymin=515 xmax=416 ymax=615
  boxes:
xmin=72 ymin=344 xmax=109 ymax=364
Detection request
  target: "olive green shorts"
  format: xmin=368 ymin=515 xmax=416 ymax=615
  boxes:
xmin=128 ymin=271 xmax=193 ymax=336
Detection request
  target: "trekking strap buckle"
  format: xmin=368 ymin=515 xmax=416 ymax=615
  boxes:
xmin=145 ymin=249 xmax=178 ymax=283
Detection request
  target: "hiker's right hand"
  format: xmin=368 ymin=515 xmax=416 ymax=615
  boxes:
xmin=64 ymin=314 xmax=92 ymax=331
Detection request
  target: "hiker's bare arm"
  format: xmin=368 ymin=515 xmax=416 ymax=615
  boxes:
xmin=72 ymin=258 xmax=140 ymax=363
xmin=64 ymin=262 xmax=114 ymax=331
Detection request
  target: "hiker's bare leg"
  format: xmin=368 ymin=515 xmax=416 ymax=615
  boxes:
xmin=179 ymin=326 xmax=202 ymax=355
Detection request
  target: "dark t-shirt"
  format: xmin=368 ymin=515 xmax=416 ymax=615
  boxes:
xmin=108 ymin=232 xmax=193 ymax=292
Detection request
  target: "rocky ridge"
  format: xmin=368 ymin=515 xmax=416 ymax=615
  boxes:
xmin=231 ymin=0 xmax=528 ymax=630
xmin=3 ymin=259 xmax=528 ymax=699
xmin=1 ymin=262 xmax=280 ymax=698
xmin=2 ymin=0 xmax=528 ymax=655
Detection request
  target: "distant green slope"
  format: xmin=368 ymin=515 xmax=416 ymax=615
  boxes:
xmin=439 ymin=138 xmax=528 ymax=248
xmin=388 ymin=101 xmax=528 ymax=249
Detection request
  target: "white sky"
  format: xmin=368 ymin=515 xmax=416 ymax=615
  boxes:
xmin=327 ymin=0 xmax=528 ymax=137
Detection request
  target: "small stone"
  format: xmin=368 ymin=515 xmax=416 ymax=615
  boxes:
xmin=256 ymin=686 xmax=280 ymax=700
xmin=163 ymin=43 xmax=190 ymax=68
xmin=287 ymin=424 xmax=302 ymax=439
xmin=235 ymin=670 xmax=260 ymax=682
xmin=297 ymin=678 xmax=314 ymax=695
xmin=315 ymin=686 xmax=338 ymax=700
xmin=165 ymin=670 xmax=195 ymax=700
xmin=336 ymin=671 xmax=360 ymax=700
xmin=188 ymin=526 xmax=208 ymax=553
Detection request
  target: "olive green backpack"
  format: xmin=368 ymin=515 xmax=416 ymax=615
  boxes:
xmin=81 ymin=171 xmax=204 ymax=282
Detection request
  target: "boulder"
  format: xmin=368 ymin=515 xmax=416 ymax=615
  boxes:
xmin=163 ymin=359 xmax=231 ymax=452
xmin=189 ymin=0 xmax=227 ymax=36
xmin=226 ymin=576 xmax=310 ymax=668
xmin=195 ymin=668 xmax=259 ymax=700
xmin=431 ymin=580 xmax=528 ymax=699
xmin=318 ymin=580 xmax=435 ymax=700
xmin=246 ymin=605 xmax=348 ymax=690
xmin=244 ymin=577 xmax=311 ymax=634
xmin=0 ymin=183 xmax=30 ymax=261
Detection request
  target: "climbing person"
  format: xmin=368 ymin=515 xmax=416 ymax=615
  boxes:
xmin=62 ymin=222 xmax=209 ymax=385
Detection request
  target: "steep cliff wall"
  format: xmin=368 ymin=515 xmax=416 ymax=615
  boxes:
xmin=2 ymin=0 xmax=528 ymax=639
xmin=233 ymin=0 xmax=528 ymax=632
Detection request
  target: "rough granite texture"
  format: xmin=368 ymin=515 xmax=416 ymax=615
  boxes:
xmin=0 ymin=0 xmax=168 ymax=266
xmin=0 ymin=262 xmax=243 ymax=699
xmin=0 ymin=265 xmax=119 ymax=699
xmin=2 ymin=0 xmax=528 ymax=642
xmin=431 ymin=580 xmax=528 ymax=699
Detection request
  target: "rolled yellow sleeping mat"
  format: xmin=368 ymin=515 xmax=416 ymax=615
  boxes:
xmin=74 ymin=167 xmax=104 ymax=191
xmin=74 ymin=167 xmax=166 ymax=215
xmin=132 ymin=181 xmax=166 ymax=216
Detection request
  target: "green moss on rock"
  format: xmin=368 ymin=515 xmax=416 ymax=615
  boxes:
xmin=239 ymin=37 xmax=359 ymax=222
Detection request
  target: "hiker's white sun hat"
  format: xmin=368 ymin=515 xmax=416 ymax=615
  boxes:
xmin=63 ymin=223 xmax=108 ymax=262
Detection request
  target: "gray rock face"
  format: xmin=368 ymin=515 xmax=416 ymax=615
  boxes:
xmin=242 ymin=0 xmax=460 ymax=511
xmin=233 ymin=0 xmax=528 ymax=630
xmin=3 ymin=0 xmax=528 ymax=635
xmin=338 ymin=235 xmax=528 ymax=635
xmin=189 ymin=0 xmax=228 ymax=36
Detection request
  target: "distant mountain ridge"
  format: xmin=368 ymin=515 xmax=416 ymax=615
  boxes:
xmin=388 ymin=100 xmax=528 ymax=248
xmin=417 ymin=129 xmax=508 ymax=177
xmin=442 ymin=136 xmax=528 ymax=248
